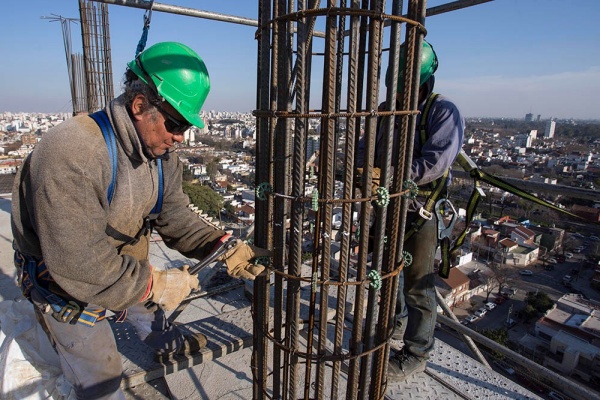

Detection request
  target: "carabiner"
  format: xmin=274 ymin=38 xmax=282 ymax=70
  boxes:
xmin=435 ymin=198 xmax=458 ymax=240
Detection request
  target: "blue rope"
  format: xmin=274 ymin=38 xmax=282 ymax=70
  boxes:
xmin=135 ymin=26 xmax=149 ymax=57
xmin=135 ymin=1 xmax=154 ymax=57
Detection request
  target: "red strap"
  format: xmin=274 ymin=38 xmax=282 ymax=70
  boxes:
xmin=140 ymin=265 xmax=153 ymax=301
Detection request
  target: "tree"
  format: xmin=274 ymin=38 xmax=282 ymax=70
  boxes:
xmin=206 ymin=160 xmax=219 ymax=179
xmin=522 ymin=291 xmax=554 ymax=322
xmin=480 ymin=328 xmax=509 ymax=358
xmin=489 ymin=262 xmax=515 ymax=295
xmin=182 ymin=164 xmax=194 ymax=182
xmin=479 ymin=272 xmax=499 ymax=302
xmin=182 ymin=181 xmax=223 ymax=218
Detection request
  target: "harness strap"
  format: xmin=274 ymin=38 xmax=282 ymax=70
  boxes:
xmin=404 ymin=93 xmax=448 ymax=244
xmin=89 ymin=110 xmax=164 ymax=251
xmin=15 ymin=251 xmax=106 ymax=327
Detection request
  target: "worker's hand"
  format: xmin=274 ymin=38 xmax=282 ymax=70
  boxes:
xmin=356 ymin=167 xmax=381 ymax=196
xmin=150 ymin=265 xmax=199 ymax=311
xmin=218 ymin=240 xmax=271 ymax=280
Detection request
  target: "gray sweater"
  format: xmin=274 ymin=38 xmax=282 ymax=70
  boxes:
xmin=11 ymin=96 xmax=225 ymax=310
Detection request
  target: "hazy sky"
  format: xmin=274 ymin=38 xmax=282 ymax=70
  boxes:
xmin=1 ymin=0 xmax=599 ymax=119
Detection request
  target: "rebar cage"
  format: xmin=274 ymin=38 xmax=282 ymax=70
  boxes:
xmin=253 ymin=1 xmax=429 ymax=398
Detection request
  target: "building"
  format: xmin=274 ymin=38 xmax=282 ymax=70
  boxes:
xmin=435 ymin=267 xmax=471 ymax=308
xmin=520 ymin=294 xmax=600 ymax=384
xmin=545 ymin=120 xmax=556 ymax=139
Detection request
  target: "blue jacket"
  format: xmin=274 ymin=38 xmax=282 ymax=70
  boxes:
xmin=358 ymin=76 xmax=464 ymax=210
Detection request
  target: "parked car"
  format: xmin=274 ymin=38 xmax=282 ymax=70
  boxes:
xmin=504 ymin=318 xmax=517 ymax=328
xmin=544 ymin=264 xmax=554 ymax=271
xmin=484 ymin=302 xmax=496 ymax=311
xmin=463 ymin=314 xmax=479 ymax=324
xmin=519 ymin=269 xmax=533 ymax=276
xmin=548 ymin=257 xmax=558 ymax=264
xmin=474 ymin=308 xmax=487 ymax=318
xmin=565 ymin=252 xmax=574 ymax=259
xmin=501 ymin=287 xmax=518 ymax=297
xmin=555 ymin=255 xmax=566 ymax=263
xmin=590 ymin=235 xmax=599 ymax=241
xmin=495 ymin=296 xmax=507 ymax=305
xmin=563 ymin=275 xmax=572 ymax=283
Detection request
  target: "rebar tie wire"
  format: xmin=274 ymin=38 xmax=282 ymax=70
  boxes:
xmin=253 ymin=6 xmax=426 ymax=40
xmin=263 ymin=260 xmax=402 ymax=290
xmin=255 ymin=182 xmax=413 ymax=206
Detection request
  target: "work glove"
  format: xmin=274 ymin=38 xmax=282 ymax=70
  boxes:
xmin=150 ymin=265 xmax=199 ymax=311
xmin=218 ymin=240 xmax=271 ymax=280
xmin=356 ymin=167 xmax=381 ymax=196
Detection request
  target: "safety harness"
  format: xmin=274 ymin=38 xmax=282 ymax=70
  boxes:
xmin=404 ymin=93 xmax=448 ymax=243
xmin=400 ymin=93 xmax=585 ymax=279
xmin=90 ymin=110 xmax=164 ymax=253
xmin=16 ymin=110 xmax=164 ymax=327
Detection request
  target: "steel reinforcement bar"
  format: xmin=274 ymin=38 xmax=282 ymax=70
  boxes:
xmin=253 ymin=1 xmax=427 ymax=399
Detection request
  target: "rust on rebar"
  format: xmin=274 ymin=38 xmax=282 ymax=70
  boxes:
xmin=254 ymin=1 xmax=427 ymax=399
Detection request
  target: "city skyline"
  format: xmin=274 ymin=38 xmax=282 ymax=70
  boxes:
xmin=1 ymin=1 xmax=600 ymax=120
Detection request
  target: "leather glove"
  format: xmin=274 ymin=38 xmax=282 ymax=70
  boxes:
xmin=150 ymin=265 xmax=199 ymax=311
xmin=356 ymin=167 xmax=381 ymax=196
xmin=218 ymin=240 xmax=271 ymax=280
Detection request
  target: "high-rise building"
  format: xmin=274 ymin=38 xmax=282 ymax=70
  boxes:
xmin=525 ymin=113 xmax=533 ymax=122
xmin=306 ymin=135 xmax=320 ymax=161
xmin=544 ymin=120 xmax=556 ymax=139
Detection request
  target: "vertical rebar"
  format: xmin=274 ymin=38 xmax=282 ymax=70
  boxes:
xmin=254 ymin=1 xmax=427 ymax=398
xmin=253 ymin=1 xmax=273 ymax=398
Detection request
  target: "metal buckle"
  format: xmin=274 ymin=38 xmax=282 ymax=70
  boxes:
xmin=435 ymin=199 xmax=458 ymax=240
xmin=53 ymin=301 xmax=81 ymax=324
xmin=418 ymin=207 xmax=433 ymax=220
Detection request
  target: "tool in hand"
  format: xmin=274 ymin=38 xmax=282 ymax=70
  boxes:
xmin=166 ymin=236 xmax=239 ymax=323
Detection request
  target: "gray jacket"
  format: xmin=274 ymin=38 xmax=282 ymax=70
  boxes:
xmin=11 ymin=95 xmax=225 ymax=310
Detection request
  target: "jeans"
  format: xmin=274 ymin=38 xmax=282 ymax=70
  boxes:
xmin=394 ymin=212 xmax=438 ymax=359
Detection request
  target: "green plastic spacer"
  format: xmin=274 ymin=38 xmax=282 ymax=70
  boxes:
xmin=375 ymin=186 xmax=390 ymax=207
xmin=311 ymin=189 xmax=319 ymax=211
xmin=254 ymin=256 xmax=270 ymax=267
xmin=403 ymin=251 xmax=413 ymax=268
xmin=255 ymin=182 xmax=272 ymax=200
xmin=367 ymin=270 xmax=382 ymax=290
xmin=402 ymin=180 xmax=418 ymax=199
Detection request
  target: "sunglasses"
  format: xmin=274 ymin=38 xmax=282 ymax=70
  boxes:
xmin=154 ymin=102 xmax=191 ymax=134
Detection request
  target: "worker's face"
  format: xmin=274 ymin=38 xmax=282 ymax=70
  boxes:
xmin=131 ymin=95 xmax=190 ymax=157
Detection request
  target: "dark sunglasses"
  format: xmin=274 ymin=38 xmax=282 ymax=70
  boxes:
xmin=155 ymin=102 xmax=191 ymax=134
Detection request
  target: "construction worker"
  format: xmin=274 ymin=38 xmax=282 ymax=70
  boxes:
xmin=358 ymin=40 xmax=464 ymax=380
xmin=11 ymin=41 xmax=269 ymax=399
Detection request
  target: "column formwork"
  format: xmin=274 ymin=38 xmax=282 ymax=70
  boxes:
xmin=253 ymin=1 xmax=428 ymax=398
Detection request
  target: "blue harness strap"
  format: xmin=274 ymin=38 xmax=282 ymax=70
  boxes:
xmin=89 ymin=110 xmax=118 ymax=203
xmin=89 ymin=110 xmax=163 ymax=211
xmin=89 ymin=111 xmax=163 ymax=252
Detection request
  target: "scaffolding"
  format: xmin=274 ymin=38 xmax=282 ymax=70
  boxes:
xmin=79 ymin=0 xmax=114 ymax=113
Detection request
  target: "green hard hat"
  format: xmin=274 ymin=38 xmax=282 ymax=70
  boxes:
xmin=128 ymin=42 xmax=210 ymax=128
xmin=385 ymin=40 xmax=438 ymax=91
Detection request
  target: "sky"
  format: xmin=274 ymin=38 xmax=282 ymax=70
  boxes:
xmin=1 ymin=0 xmax=599 ymax=120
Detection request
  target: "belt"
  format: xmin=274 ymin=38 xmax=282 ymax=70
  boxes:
xmin=15 ymin=251 xmax=106 ymax=327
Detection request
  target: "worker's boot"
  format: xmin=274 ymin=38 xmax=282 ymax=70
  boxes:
xmin=387 ymin=348 xmax=427 ymax=381
xmin=154 ymin=331 xmax=207 ymax=363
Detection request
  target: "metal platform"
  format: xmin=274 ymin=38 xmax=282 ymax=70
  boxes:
xmin=118 ymin=299 xmax=542 ymax=400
